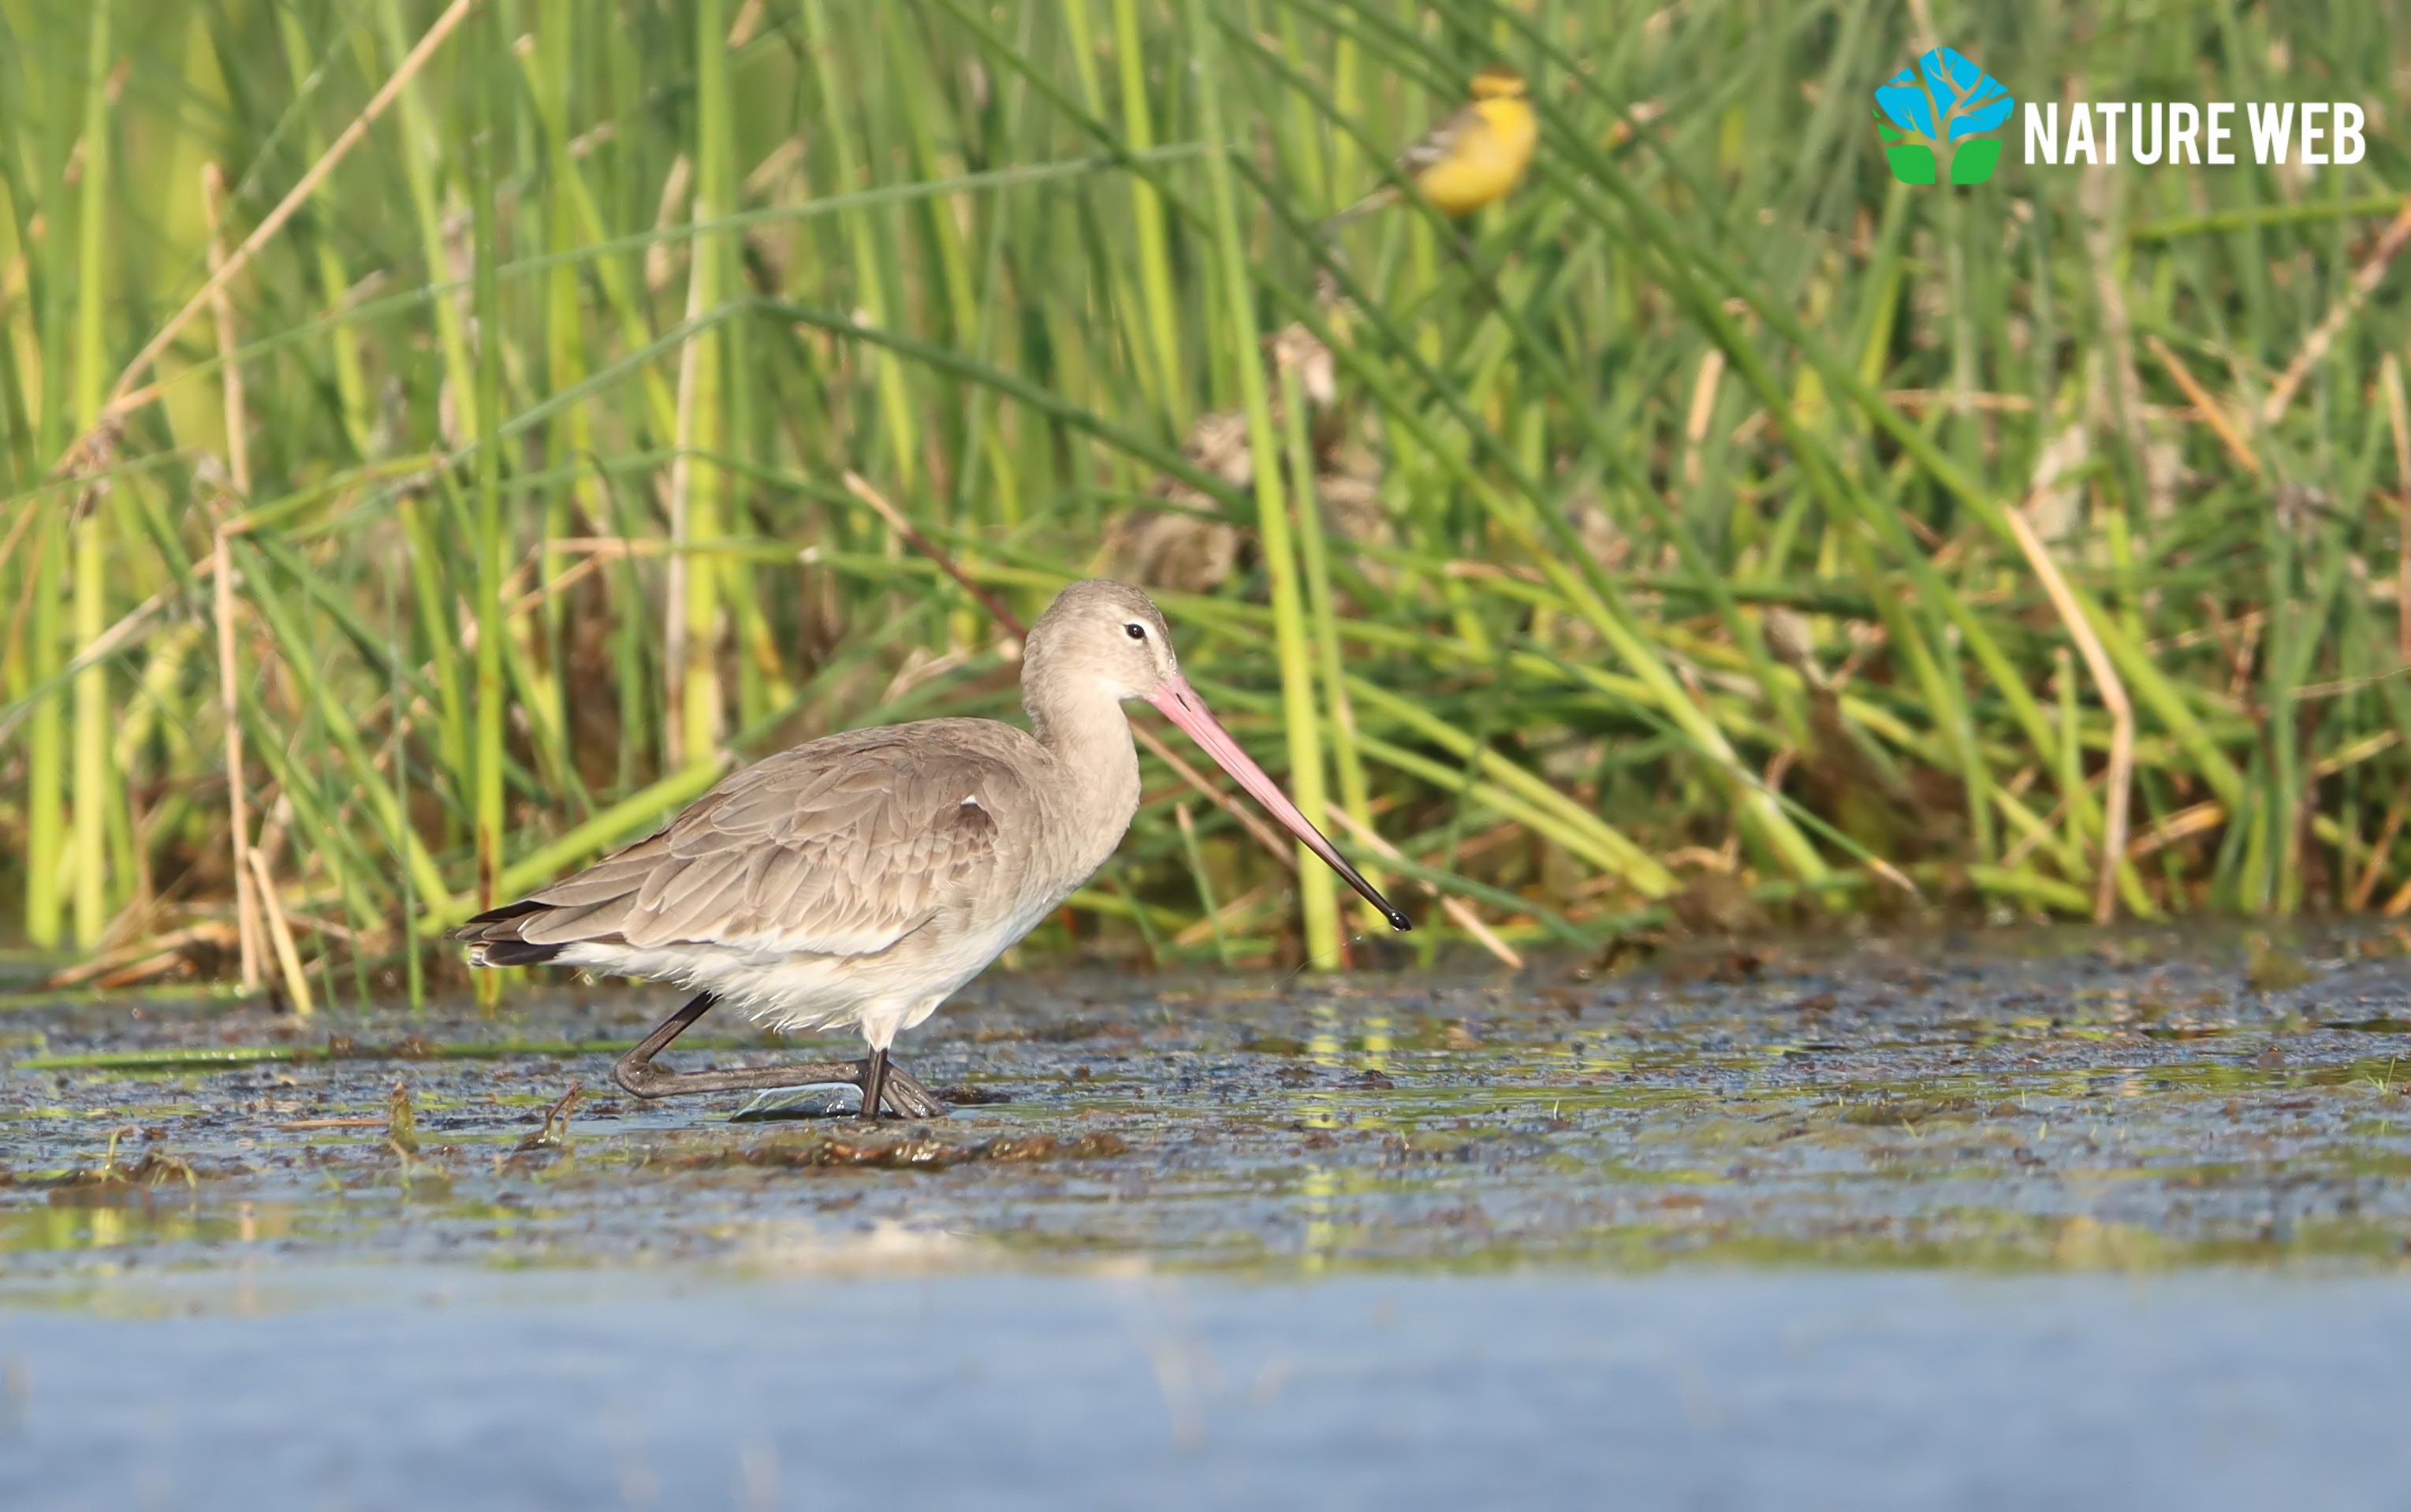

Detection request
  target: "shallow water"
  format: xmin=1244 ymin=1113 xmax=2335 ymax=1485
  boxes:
xmin=9 ymin=1268 xmax=2411 ymax=1510
xmin=6 ymin=925 xmax=2411 ymax=1506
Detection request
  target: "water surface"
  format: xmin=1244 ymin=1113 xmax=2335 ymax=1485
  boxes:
xmin=6 ymin=926 xmax=2411 ymax=1506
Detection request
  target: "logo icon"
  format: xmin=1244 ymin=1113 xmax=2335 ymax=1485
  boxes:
xmin=1873 ymin=47 xmax=2014 ymax=185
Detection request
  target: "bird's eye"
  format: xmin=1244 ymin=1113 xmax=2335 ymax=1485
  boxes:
xmin=1125 ymin=623 xmax=1147 ymax=640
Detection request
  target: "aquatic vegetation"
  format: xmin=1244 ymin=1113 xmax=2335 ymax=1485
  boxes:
xmin=0 ymin=2 xmax=2408 ymax=1000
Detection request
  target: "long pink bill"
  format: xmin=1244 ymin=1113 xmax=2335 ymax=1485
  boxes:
xmin=1147 ymin=676 xmax=1412 ymax=932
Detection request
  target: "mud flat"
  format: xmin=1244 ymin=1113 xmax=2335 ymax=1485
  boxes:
xmin=6 ymin=926 xmax=2411 ymax=1506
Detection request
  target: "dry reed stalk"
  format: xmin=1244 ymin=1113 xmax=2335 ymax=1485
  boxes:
xmin=2260 ymin=203 xmax=2411 ymax=426
xmin=1680 ymin=349 xmax=1724 ymax=486
xmin=659 ymin=213 xmax=711 ymax=772
xmin=2352 ymin=797 xmax=2406 ymax=912
xmin=0 ymin=483 xmax=41 ymax=586
xmin=84 ymin=0 xmax=479 ymax=445
xmin=2145 ymin=336 xmax=2261 ymax=478
xmin=1880 ymin=389 xmax=2202 ymax=421
xmin=45 ymin=922 xmax=240 ymax=989
xmin=2005 ymin=505 xmax=2134 ymax=922
xmin=244 ymin=847 xmax=314 ymax=1017
xmin=2081 ymin=169 xmax=2175 ymax=518
xmin=1322 ymin=803 xmax=1520 ymax=968
xmin=199 ymin=168 xmax=251 ymax=497
xmin=2126 ymin=800 xmax=2224 ymax=860
xmin=203 ymin=162 xmax=264 ymax=992
xmin=842 ymin=471 xmax=1027 ymax=631
xmin=1999 ymin=775 xmax=2094 ymax=873
xmin=2383 ymin=356 xmax=2411 ymax=666
xmin=1171 ymin=877 xmax=1277 ymax=948
xmin=0 ymin=575 xmax=192 ymax=751
xmin=212 ymin=532 xmax=261 ymax=991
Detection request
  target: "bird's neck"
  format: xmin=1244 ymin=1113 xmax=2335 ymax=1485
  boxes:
xmin=1027 ymin=681 xmax=1143 ymax=868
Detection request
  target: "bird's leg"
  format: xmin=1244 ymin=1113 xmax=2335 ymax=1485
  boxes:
xmin=612 ymin=992 xmax=948 ymax=1119
xmin=859 ymin=1048 xmax=890 ymax=1124
xmin=849 ymin=1048 xmax=948 ymax=1119
xmin=612 ymin=992 xmax=868 ymax=1099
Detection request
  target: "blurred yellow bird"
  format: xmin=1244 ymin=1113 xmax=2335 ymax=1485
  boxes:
xmin=1328 ymin=65 xmax=1537 ymax=225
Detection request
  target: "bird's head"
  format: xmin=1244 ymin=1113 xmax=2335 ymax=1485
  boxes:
xmin=1024 ymin=579 xmax=1182 ymax=704
xmin=1469 ymin=65 xmax=1527 ymax=100
xmin=1022 ymin=579 xmax=1412 ymax=932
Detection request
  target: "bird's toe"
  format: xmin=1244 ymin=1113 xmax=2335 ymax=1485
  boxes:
xmin=880 ymin=1065 xmax=949 ymax=1119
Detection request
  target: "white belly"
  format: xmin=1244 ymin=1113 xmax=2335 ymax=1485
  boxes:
xmin=557 ymin=888 xmax=1068 ymax=1047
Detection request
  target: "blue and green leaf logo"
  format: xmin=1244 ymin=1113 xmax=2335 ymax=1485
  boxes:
xmin=1873 ymin=47 xmax=2014 ymax=185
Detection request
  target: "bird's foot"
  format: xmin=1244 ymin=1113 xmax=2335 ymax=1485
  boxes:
xmin=612 ymin=1049 xmax=947 ymax=1119
xmin=733 ymin=1061 xmax=948 ymax=1122
xmin=870 ymin=1060 xmax=947 ymax=1119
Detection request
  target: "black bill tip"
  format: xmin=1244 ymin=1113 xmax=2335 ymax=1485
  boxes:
xmin=1346 ymin=879 xmax=1412 ymax=933
xmin=1331 ymin=866 xmax=1411 ymax=932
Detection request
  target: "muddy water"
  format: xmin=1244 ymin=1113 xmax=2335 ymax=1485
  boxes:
xmin=6 ymin=926 xmax=2411 ymax=1507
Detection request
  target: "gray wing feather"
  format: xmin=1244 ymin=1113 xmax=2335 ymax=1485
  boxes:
xmin=1396 ymin=104 xmax=1475 ymax=174
xmin=473 ymin=723 xmax=1025 ymax=960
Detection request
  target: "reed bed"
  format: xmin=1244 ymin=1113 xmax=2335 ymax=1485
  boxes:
xmin=2 ymin=0 xmax=2409 ymax=1003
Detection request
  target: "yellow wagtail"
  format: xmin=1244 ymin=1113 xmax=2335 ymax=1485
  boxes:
xmin=1328 ymin=65 xmax=1537 ymax=225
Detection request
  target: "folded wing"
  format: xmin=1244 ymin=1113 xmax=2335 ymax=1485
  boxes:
xmin=453 ymin=729 xmax=1013 ymax=966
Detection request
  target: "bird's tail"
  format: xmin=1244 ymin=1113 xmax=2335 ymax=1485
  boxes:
xmin=450 ymin=898 xmax=568 ymax=967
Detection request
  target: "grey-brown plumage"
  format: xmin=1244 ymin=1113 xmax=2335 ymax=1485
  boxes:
xmin=473 ymin=724 xmax=1027 ymax=962
xmin=453 ymin=580 xmax=1409 ymax=1121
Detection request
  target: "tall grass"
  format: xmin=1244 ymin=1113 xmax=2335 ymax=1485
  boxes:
xmin=2 ymin=0 xmax=2409 ymax=998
